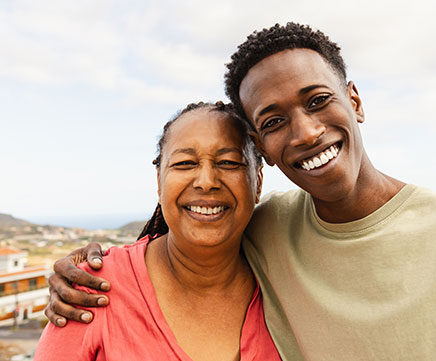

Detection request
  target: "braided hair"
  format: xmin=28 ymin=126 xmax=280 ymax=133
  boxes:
xmin=137 ymin=101 xmax=262 ymax=240
xmin=224 ymin=22 xmax=347 ymax=122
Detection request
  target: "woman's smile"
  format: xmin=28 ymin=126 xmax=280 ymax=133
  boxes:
xmin=157 ymin=107 xmax=262 ymax=247
xmin=184 ymin=204 xmax=230 ymax=222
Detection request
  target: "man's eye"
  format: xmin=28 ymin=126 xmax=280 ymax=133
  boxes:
xmin=216 ymin=160 xmax=246 ymax=170
xmin=309 ymin=94 xmax=331 ymax=108
xmin=171 ymin=161 xmax=196 ymax=169
xmin=261 ymin=118 xmax=283 ymax=130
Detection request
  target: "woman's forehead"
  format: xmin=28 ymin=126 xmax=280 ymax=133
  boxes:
xmin=166 ymin=110 xmax=244 ymax=148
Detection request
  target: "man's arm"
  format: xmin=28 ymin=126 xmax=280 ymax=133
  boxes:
xmin=45 ymin=242 xmax=111 ymax=327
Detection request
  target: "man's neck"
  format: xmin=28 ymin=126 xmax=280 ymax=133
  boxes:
xmin=312 ymin=168 xmax=406 ymax=224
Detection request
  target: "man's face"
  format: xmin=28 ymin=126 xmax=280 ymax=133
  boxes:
xmin=239 ymin=48 xmax=366 ymax=203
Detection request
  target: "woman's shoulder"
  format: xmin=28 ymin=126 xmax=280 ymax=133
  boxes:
xmin=74 ymin=239 xmax=149 ymax=294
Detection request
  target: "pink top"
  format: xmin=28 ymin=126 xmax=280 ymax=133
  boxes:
xmin=35 ymin=236 xmax=281 ymax=360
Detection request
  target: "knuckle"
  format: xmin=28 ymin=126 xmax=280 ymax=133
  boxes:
xmin=57 ymin=288 xmax=73 ymax=302
xmin=53 ymin=258 xmax=67 ymax=273
xmin=50 ymin=299 xmax=61 ymax=313
xmin=48 ymin=274 xmax=60 ymax=288
xmin=66 ymin=308 xmax=81 ymax=320
xmin=88 ymin=242 xmax=103 ymax=253
xmin=67 ymin=269 xmax=81 ymax=284
xmin=82 ymin=296 xmax=95 ymax=307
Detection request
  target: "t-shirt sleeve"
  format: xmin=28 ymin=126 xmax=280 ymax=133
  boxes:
xmin=34 ymin=263 xmax=102 ymax=360
xmin=34 ymin=317 xmax=99 ymax=361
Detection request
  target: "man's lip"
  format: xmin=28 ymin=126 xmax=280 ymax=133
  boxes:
xmin=294 ymin=141 xmax=342 ymax=166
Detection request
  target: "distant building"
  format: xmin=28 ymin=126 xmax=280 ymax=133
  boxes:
xmin=0 ymin=248 xmax=50 ymax=325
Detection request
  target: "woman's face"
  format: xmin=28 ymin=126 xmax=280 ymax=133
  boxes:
xmin=158 ymin=109 xmax=262 ymax=248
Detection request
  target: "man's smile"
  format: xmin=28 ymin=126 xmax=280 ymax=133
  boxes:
xmin=298 ymin=143 xmax=341 ymax=171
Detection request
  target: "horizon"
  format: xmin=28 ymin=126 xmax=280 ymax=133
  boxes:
xmin=2 ymin=0 xmax=435 ymax=228
xmin=0 ymin=211 xmax=149 ymax=230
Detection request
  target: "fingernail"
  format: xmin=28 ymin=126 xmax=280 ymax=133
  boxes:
xmin=56 ymin=318 xmax=66 ymax=327
xmin=92 ymin=257 xmax=102 ymax=264
xmin=81 ymin=313 xmax=92 ymax=322
xmin=100 ymin=282 xmax=110 ymax=291
xmin=97 ymin=297 xmax=108 ymax=306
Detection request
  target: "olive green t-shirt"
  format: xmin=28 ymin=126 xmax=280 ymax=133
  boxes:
xmin=243 ymin=184 xmax=436 ymax=361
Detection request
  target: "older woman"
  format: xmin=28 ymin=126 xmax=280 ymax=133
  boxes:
xmin=34 ymin=102 xmax=280 ymax=361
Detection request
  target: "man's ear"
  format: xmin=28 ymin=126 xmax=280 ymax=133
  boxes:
xmin=255 ymin=166 xmax=264 ymax=204
xmin=347 ymin=81 xmax=364 ymax=123
xmin=248 ymin=130 xmax=275 ymax=166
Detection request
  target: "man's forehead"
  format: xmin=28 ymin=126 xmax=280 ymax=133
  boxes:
xmin=247 ymin=49 xmax=335 ymax=81
xmin=240 ymin=49 xmax=343 ymax=104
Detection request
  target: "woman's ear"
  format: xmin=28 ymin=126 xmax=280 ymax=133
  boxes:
xmin=255 ymin=166 xmax=264 ymax=204
xmin=156 ymin=169 xmax=161 ymax=204
xmin=347 ymin=81 xmax=365 ymax=124
xmin=248 ymin=130 xmax=275 ymax=166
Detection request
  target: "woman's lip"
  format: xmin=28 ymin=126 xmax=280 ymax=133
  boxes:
xmin=184 ymin=200 xmax=229 ymax=208
xmin=184 ymin=207 xmax=229 ymax=222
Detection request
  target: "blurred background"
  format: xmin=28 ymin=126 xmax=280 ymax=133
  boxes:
xmin=0 ymin=0 xmax=435 ymax=358
xmin=1 ymin=0 xmax=435 ymax=230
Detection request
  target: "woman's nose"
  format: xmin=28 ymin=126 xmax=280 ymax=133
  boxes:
xmin=192 ymin=163 xmax=220 ymax=192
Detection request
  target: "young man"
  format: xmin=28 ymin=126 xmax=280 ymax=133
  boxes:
xmin=46 ymin=23 xmax=436 ymax=360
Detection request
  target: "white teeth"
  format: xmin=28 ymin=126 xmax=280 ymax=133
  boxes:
xmin=300 ymin=144 xmax=340 ymax=171
xmin=320 ymin=153 xmax=329 ymax=164
xmin=188 ymin=206 xmax=225 ymax=215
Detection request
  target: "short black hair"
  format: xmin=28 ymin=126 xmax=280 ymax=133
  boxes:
xmin=224 ymin=22 xmax=347 ymax=121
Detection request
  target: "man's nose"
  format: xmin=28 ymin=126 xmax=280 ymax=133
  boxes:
xmin=192 ymin=162 xmax=220 ymax=192
xmin=288 ymin=112 xmax=326 ymax=147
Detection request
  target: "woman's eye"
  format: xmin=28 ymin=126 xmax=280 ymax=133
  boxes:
xmin=216 ymin=160 xmax=246 ymax=170
xmin=261 ymin=117 xmax=283 ymax=131
xmin=171 ymin=160 xmax=196 ymax=169
xmin=309 ymin=94 xmax=331 ymax=108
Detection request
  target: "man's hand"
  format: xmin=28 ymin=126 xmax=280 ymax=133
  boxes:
xmin=44 ymin=242 xmax=111 ymax=327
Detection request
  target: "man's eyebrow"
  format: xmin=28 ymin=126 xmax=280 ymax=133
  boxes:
xmin=255 ymin=104 xmax=278 ymax=125
xmin=299 ymin=84 xmax=328 ymax=95
xmin=254 ymin=84 xmax=330 ymax=125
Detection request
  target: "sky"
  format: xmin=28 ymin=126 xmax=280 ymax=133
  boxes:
xmin=1 ymin=0 xmax=435 ymax=229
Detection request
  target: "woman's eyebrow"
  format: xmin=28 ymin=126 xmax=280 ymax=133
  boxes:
xmin=216 ymin=148 xmax=243 ymax=156
xmin=171 ymin=148 xmax=196 ymax=156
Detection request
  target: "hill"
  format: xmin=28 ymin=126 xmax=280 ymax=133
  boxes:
xmin=0 ymin=213 xmax=33 ymax=228
xmin=119 ymin=220 xmax=146 ymax=235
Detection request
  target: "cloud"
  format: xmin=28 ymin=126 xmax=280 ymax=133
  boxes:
xmin=1 ymin=0 xmax=435 ymax=226
xmin=2 ymin=0 xmax=435 ymax=105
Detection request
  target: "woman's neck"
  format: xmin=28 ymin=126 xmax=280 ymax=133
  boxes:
xmin=149 ymin=233 xmax=253 ymax=295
